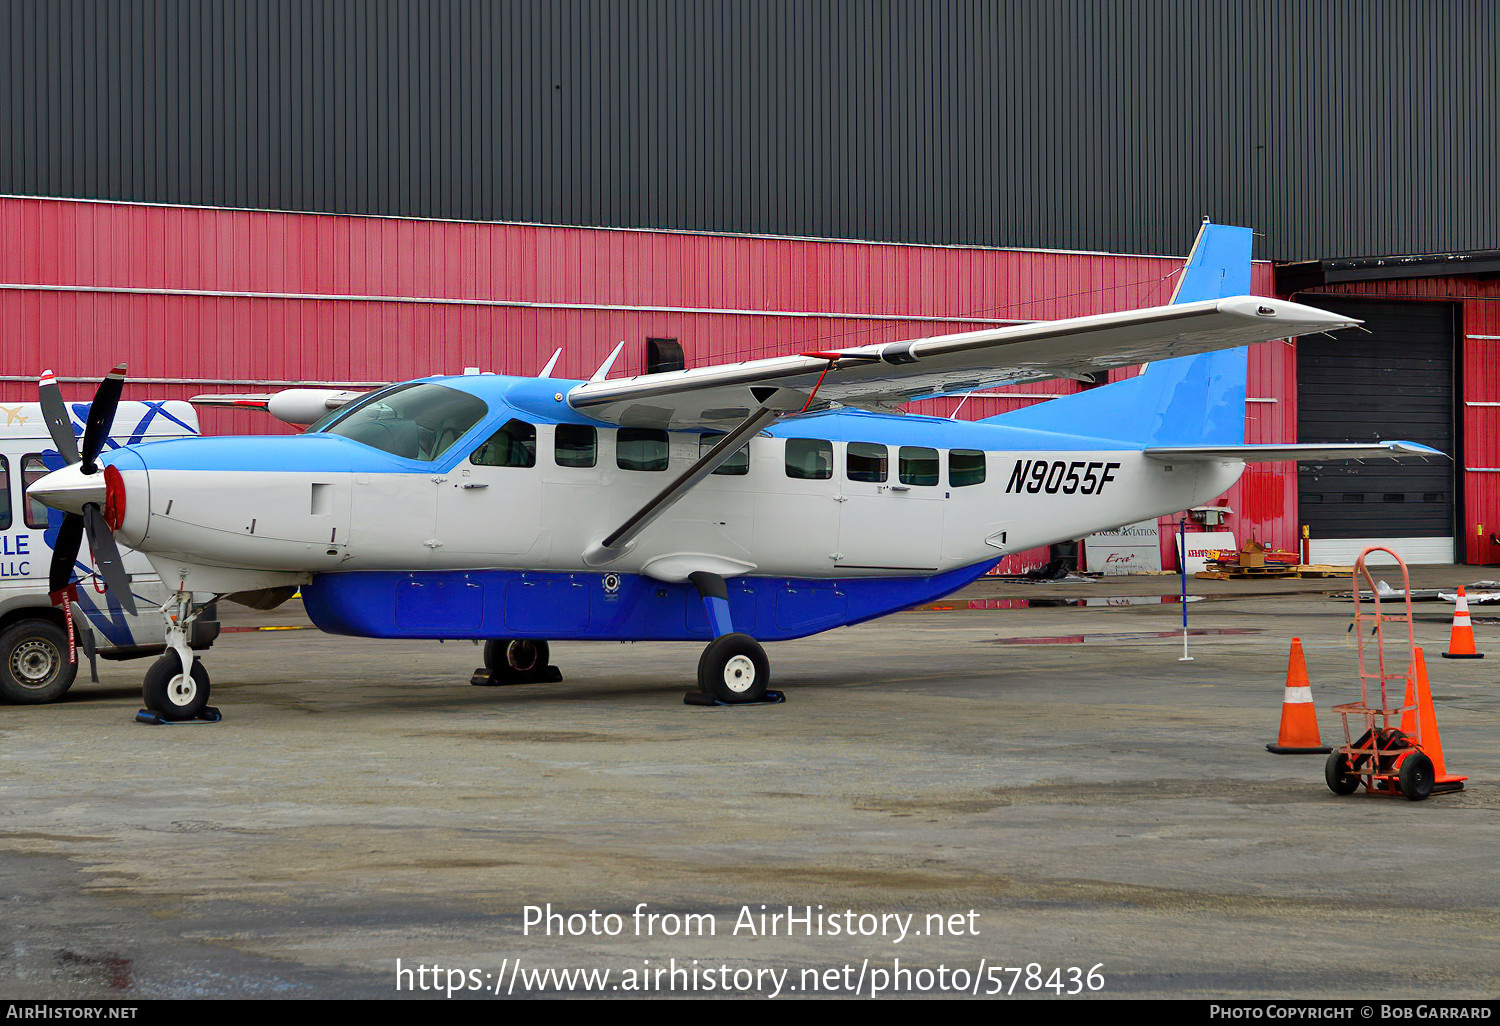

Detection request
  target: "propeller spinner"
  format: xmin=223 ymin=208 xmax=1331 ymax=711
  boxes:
xmin=37 ymin=365 xmax=138 ymax=615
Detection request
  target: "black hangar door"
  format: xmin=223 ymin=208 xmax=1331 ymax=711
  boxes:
xmin=1295 ymin=297 xmax=1456 ymax=564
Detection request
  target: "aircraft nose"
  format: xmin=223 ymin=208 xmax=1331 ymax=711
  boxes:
xmin=29 ymin=463 xmax=106 ymax=515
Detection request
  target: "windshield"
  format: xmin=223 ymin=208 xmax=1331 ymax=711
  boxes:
xmin=313 ymin=382 xmax=487 ymax=462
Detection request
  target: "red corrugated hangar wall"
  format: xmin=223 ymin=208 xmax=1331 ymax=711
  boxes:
xmin=0 ymin=195 xmax=1299 ymax=570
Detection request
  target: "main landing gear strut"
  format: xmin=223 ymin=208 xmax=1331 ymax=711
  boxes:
xmin=469 ymin=574 xmax=779 ymax=704
xmin=141 ymin=589 xmax=217 ymax=721
xmin=688 ymin=572 xmax=777 ymax=705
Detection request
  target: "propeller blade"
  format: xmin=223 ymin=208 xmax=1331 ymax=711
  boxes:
xmin=48 ymin=513 xmax=84 ymax=595
xmin=83 ymin=504 xmax=138 ymax=616
xmin=38 ymin=370 xmax=81 ymax=465
xmin=80 ymin=363 xmax=127 ymax=475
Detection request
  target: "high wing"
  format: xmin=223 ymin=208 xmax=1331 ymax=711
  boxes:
xmin=566 ymin=296 xmax=1359 ymax=430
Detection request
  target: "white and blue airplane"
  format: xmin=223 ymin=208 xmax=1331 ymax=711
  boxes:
xmin=29 ymin=223 xmax=1440 ymax=718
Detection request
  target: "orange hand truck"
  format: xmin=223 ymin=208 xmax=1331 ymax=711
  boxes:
xmin=1325 ymin=547 xmax=1437 ymax=800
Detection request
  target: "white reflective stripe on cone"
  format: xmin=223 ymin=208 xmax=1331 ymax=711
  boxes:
xmin=1283 ymin=686 xmax=1314 ymax=703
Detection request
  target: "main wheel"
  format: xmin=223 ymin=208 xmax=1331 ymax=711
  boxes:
xmin=1398 ymin=751 xmax=1435 ymax=801
xmin=697 ymin=633 xmax=769 ymax=704
xmin=1324 ymin=751 xmax=1360 ymax=796
xmin=142 ymin=655 xmax=211 ymax=721
xmin=483 ymin=639 xmax=550 ymax=679
xmin=0 ymin=620 xmax=78 ymax=704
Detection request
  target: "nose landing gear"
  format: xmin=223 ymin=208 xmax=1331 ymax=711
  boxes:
xmin=139 ymin=589 xmax=219 ymax=722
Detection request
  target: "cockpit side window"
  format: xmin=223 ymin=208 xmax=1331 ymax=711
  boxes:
xmin=315 ymin=383 xmax=487 ymax=462
xmin=470 ymin=419 xmax=536 ymax=467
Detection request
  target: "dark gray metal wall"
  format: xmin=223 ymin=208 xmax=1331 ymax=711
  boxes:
xmin=2 ymin=0 xmax=1495 ymax=260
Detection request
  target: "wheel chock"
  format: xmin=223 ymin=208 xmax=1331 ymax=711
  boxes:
xmin=134 ymin=706 xmax=223 ymax=725
xmin=683 ymin=689 xmax=785 ymax=707
xmin=469 ymin=665 xmax=564 ymax=686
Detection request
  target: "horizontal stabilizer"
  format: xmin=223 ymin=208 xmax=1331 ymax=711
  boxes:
xmin=1142 ymin=441 xmax=1445 ymax=463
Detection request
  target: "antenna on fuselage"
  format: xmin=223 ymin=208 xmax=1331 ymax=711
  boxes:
xmin=537 ymin=348 xmax=563 ymax=378
xmin=590 ymin=341 xmax=626 ymax=382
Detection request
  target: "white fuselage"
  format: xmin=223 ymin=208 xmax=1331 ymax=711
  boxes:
xmin=114 ymin=425 xmax=1243 ymax=594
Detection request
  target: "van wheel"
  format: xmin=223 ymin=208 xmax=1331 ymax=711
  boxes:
xmin=0 ymin=620 xmax=78 ymax=704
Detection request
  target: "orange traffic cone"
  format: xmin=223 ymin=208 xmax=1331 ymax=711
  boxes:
xmin=1267 ymin=638 xmax=1331 ymax=754
xmin=1400 ymin=647 xmax=1467 ymax=793
xmin=1441 ymin=586 xmax=1484 ymax=659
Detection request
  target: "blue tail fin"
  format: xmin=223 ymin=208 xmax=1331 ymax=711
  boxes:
xmin=983 ymin=222 xmax=1253 ymax=447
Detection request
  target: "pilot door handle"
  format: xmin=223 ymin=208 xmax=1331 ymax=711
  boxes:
xmin=461 ymin=482 xmax=489 ymax=489
xmin=888 ymin=484 xmax=911 ymax=492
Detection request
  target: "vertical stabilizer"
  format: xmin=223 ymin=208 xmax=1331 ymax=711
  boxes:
xmin=983 ymin=222 xmax=1253 ymax=447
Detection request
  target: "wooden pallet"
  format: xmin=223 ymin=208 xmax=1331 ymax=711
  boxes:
xmin=1295 ymin=564 xmax=1355 ymax=578
xmin=1195 ymin=563 xmax=1353 ymax=581
xmin=1196 ymin=566 xmax=1297 ymax=580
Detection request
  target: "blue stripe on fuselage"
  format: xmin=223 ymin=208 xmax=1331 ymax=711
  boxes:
xmin=301 ymin=561 xmax=1000 ymax=643
xmin=102 ymin=432 xmax=429 ymax=474
xmin=101 ymin=379 xmax=1145 ymax=478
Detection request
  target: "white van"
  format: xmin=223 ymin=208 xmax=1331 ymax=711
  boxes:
xmin=0 ymin=400 xmax=219 ymax=704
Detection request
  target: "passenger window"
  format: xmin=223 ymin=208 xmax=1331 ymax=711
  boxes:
xmin=0 ymin=456 xmax=10 ymax=530
xmin=950 ymin=449 xmax=987 ymax=487
xmin=470 ymin=419 xmax=536 ymax=468
xmin=554 ymin=424 xmax=597 ymax=468
xmin=617 ymin=428 xmax=669 ymax=471
xmin=785 ymin=439 xmax=833 ymax=480
xmin=699 ymin=434 xmax=749 ymax=476
xmin=21 ymin=454 xmax=51 ymax=528
xmin=846 ymin=442 xmax=888 ymax=483
xmin=899 ymin=446 xmax=939 ymax=486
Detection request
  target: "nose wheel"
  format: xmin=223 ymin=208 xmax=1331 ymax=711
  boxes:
xmin=142 ymin=654 xmax=212 ymax=721
xmin=138 ymin=588 xmax=219 ymax=722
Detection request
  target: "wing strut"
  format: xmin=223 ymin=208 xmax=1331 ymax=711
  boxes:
xmin=582 ymin=404 xmax=783 ymax=567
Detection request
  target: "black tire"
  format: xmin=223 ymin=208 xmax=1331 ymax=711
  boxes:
xmin=484 ymin=638 xmax=550 ymax=679
xmin=697 ymin=633 xmax=769 ymax=704
xmin=1324 ymin=751 xmax=1360 ymax=796
xmin=142 ymin=655 xmax=211 ymax=721
xmin=1398 ymin=752 xmax=1435 ymax=802
xmin=0 ymin=619 xmax=79 ymax=704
